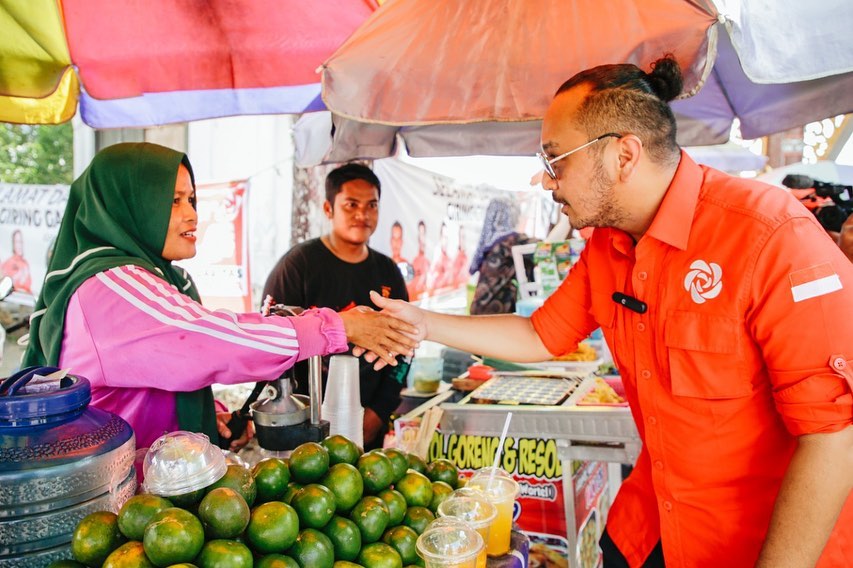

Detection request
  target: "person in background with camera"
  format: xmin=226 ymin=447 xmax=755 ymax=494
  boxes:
xmin=837 ymin=212 xmax=853 ymax=261
xmin=262 ymin=163 xmax=409 ymax=450
xmin=369 ymin=56 xmax=852 ymax=567
xmin=21 ymin=144 xmax=418 ymax=454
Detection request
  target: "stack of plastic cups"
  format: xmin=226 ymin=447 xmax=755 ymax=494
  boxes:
xmin=466 ymin=468 xmax=519 ymax=557
xmin=321 ymin=355 xmax=364 ymax=448
xmin=417 ymin=517 xmax=485 ymax=568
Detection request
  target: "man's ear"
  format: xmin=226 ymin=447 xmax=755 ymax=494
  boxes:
xmin=323 ymin=200 xmax=333 ymax=219
xmin=616 ymin=134 xmax=643 ymax=182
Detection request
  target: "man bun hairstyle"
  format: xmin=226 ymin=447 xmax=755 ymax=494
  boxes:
xmin=325 ymin=162 xmax=381 ymax=205
xmin=555 ymin=55 xmax=683 ymax=167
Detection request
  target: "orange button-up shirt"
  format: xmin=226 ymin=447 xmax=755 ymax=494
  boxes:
xmin=532 ymin=153 xmax=852 ymax=567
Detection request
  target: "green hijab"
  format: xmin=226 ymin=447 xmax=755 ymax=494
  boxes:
xmin=23 ymin=142 xmax=219 ymax=443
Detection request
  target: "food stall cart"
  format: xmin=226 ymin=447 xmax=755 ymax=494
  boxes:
xmin=400 ymin=371 xmax=639 ymax=568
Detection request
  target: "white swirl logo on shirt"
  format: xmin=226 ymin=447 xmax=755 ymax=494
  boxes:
xmin=683 ymin=260 xmax=723 ymax=304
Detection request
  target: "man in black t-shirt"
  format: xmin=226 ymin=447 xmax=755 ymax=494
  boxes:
xmin=262 ymin=163 xmax=409 ymax=449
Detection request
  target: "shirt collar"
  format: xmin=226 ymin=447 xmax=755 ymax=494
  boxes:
xmin=644 ymin=150 xmax=703 ymax=251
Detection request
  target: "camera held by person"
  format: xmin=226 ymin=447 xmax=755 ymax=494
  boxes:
xmin=782 ymin=174 xmax=853 ymax=233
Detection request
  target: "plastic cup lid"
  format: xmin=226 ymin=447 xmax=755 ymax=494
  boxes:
xmin=141 ymin=431 xmax=227 ymax=496
xmin=417 ymin=523 xmax=483 ymax=561
xmin=437 ymin=495 xmax=496 ymax=527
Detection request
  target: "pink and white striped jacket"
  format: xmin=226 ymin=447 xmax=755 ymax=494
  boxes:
xmin=59 ymin=265 xmax=347 ymax=450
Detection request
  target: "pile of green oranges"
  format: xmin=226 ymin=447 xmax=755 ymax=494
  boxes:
xmin=54 ymin=435 xmax=462 ymax=568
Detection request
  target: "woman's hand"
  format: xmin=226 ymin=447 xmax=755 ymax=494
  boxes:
xmin=338 ymin=303 xmax=420 ymax=369
xmin=216 ymin=412 xmax=255 ymax=452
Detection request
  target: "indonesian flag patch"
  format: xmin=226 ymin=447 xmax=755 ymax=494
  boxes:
xmin=789 ymin=262 xmax=843 ymax=302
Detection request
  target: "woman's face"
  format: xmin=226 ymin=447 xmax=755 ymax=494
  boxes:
xmin=161 ymin=165 xmax=198 ymax=261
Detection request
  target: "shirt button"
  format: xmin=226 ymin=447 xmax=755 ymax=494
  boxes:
xmin=663 ymin=501 xmax=673 ymax=512
xmin=641 ymin=370 xmax=652 ymax=379
xmin=832 ymin=357 xmax=847 ymax=370
xmin=637 ymin=322 xmax=646 ymax=332
xmin=654 ymin=460 xmax=664 ymax=470
xmin=638 ymin=272 xmax=648 ymax=281
xmin=648 ymin=416 xmax=657 ymax=426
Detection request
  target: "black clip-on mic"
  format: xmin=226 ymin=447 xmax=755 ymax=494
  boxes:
xmin=612 ymin=292 xmax=647 ymax=314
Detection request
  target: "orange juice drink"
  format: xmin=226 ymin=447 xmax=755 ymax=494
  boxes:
xmin=466 ymin=475 xmax=519 ymax=557
xmin=437 ymin=494 xmax=497 ymax=553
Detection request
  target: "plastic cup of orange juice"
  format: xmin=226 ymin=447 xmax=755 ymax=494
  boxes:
xmin=466 ymin=474 xmax=519 ymax=557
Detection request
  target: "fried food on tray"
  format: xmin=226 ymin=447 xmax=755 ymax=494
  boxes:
xmin=552 ymin=342 xmax=597 ymax=362
xmin=529 ymin=543 xmax=569 ymax=568
xmin=581 ymin=378 xmax=626 ymax=404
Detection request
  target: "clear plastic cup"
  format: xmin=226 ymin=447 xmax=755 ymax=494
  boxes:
xmin=141 ymin=431 xmax=227 ymax=496
xmin=417 ymin=521 xmax=485 ymax=568
xmin=322 ymin=406 xmax=364 ymax=448
xmin=323 ymin=355 xmax=361 ymax=409
xmin=437 ymin=494 xmax=496 ymax=551
xmin=466 ymin=474 xmax=519 ymax=557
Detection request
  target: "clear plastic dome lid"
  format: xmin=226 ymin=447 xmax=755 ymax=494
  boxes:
xmin=417 ymin=522 xmax=484 ymax=561
xmin=437 ymin=494 xmax=496 ymax=528
xmin=141 ymin=431 xmax=227 ymax=496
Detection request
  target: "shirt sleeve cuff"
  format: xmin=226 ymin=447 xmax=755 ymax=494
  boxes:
xmin=291 ymin=308 xmax=349 ymax=361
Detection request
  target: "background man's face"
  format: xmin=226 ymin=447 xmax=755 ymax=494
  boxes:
xmin=328 ymin=179 xmax=380 ymax=246
xmin=391 ymin=225 xmax=403 ymax=257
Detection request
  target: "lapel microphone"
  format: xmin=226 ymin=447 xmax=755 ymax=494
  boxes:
xmin=612 ymin=292 xmax=648 ymax=314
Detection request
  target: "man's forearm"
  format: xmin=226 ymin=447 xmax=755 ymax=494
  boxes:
xmin=756 ymin=426 xmax=853 ymax=567
xmin=423 ymin=312 xmax=553 ymax=362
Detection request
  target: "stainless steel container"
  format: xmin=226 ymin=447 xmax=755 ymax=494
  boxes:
xmin=0 ymin=368 xmax=136 ymax=567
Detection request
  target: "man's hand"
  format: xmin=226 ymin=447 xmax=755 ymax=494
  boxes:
xmin=338 ymin=305 xmax=420 ymax=369
xmin=216 ymin=411 xmax=255 ymax=452
xmin=351 ymin=291 xmax=428 ymax=369
xmin=363 ymin=407 xmax=384 ymax=446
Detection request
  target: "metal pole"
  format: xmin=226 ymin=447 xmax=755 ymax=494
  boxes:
xmin=308 ymin=354 xmax=322 ymax=425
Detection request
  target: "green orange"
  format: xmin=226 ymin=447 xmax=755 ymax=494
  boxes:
xmin=71 ymin=510 xmax=125 ymax=567
xmin=253 ymin=458 xmax=291 ymax=503
xmin=381 ymin=526 xmax=419 ymax=566
xmin=246 ymin=501 xmax=300 ymax=554
xmin=291 ymin=484 xmax=337 ymax=529
xmin=142 ymin=507 xmax=204 ymax=567
xmin=425 ymin=460 xmax=459 ymax=489
xmin=405 ymin=454 xmax=427 ymax=475
xmin=198 ymin=487 xmax=251 ymax=539
xmin=167 ymin=487 xmax=206 ymax=509
xmin=101 ymin=541 xmax=155 ymax=568
xmin=349 ymin=496 xmax=390 ymax=543
xmin=333 ymin=562 xmax=364 ymax=568
xmin=321 ymin=515 xmax=362 ymax=562
xmin=321 ymin=463 xmax=364 ymax=513
xmin=118 ymin=494 xmax=174 ymax=541
xmin=207 ymin=464 xmax=257 ymax=506
xmin=287 ymin=528 xmax=335 ymax=568
xmin=357 ymin=542 xmax=403 ymax=568
xmin=356 ymin=452 xmax=394 ymax=494
xmin=255 ymin=554 xmax=299 ymax=568
xmin=376 ymin=489 xmax=407 ymax=526
xmin=257 ymin=554 xmax=300 ymax=568
xmin=196 ymin=539 xmax=253 ymax=568
xmin=428 ymin=481 xmax=454 ymax=513
xmin=321 ymin=435 xmax=362 ymax=466
xmin=395 ymin=472 xmax=433 ymax=508
xmin=47 ymin=561 xmax=87 ymax=568
xmin=290 ymin=442 xmax=331 ymax=483
xmin=381 ymin=449 xmax=409 ymax=484
xmin=402 ymin=507 xmax=434 ymax=535
xmin=283 ymin=482 xmax=303 ymax=504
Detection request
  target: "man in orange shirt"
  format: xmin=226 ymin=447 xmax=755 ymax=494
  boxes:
xmin=368 ymin=57 xmax=852 ymax=567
